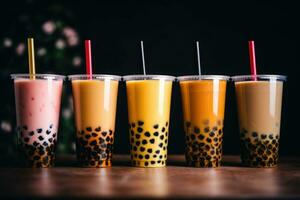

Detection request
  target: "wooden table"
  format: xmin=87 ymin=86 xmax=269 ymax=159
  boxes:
xmin=0 ymin=155 xmax=299 ymax=199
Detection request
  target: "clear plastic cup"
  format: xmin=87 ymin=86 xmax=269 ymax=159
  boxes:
xmin=11 ymin=74 xmax=65 ymax=168
xmin=123 ymin=75 xmax=175 ymax=167
xmin=68 ymin=74 xmax=121 ymax=167
xmin=177 ymin=75 xmax=229 ymax=167
xmin=232 ymin=75 xmax=287 ymax=167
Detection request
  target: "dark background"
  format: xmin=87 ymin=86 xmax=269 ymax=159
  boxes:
xmin=0 ymin=0 xmax=298 ymax=157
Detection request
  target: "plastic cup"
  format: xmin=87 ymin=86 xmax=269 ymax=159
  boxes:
xmin=11 ymin=74 xmax=65 ymax=168
xmin=69 ymin=74 xmax=121 ymax=167
xmin=232 ymin=75 xmax=287 ymax=167
xmin=123 ymin=75 xmax=175 ymax=167
xmin=177 ymin=75 xmax=229 ymax=167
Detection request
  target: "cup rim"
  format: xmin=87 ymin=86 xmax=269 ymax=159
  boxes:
xmin=231 ymin=74 xmax=287 ymax=81
xmin=68 ymin=74 xmax=121 ymax=81
xmin=177 ymin=75 xmax=230 ymax=81
xmin=123 ymin=74 xmax=175 ymax=81
xmin=11 ymin=74 xmax=66 ymax=80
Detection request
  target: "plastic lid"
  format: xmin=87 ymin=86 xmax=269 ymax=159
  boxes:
xmin=123 ymin=74 xmax=175 ymax=81
xmin=11 ymin=74 xmax=65 ymax=80
xmin=231 ymin=74 xmax=287 ymax=82
xmin=68 ymin=74 xmax=121 ymax=81
xmin=177 ymin=75 xmax=230 ymax=81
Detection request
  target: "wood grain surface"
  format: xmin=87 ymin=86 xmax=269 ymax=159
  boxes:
xmin=0 ymin=155 xmax=299 ymax=199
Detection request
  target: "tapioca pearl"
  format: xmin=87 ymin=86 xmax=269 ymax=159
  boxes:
xmin=212 ymin=126 xmax=218 ymax=131
xmin=137 ymin=121 xmax=144 ymax=126
xmin=206 ymin=138 xmax=212 ymax=143
xmin=135 ymin=134 xmax=141 ymax=139
xmin=90 ymin=140 xmax=97 ymax=146
xmin=198 ymin=134 xmax=205 ymax=140
xmin=160 ymin=135 xmax=165 ymax=140
xmin=153 ymin=154 xmax=157 ymax=158
xmin=142 ymin=140 xmax=147 ymax=145
xmin=138 ymin=154 xmax=143 ymax=159
xmin=165 ymin=132 xmax=168 ymax=137
xmin=144 ymin=154 xmax=150 ymax=159
xmin=106 ymin=137 xmax=110 ymax=142
xmin=33 ymin=141 xmax=39 ymax=147
xmin=276 ymin=135 xmax=279 ymax=139
xmin=42 ymin=141 xmax=48 ymax=146
xmin=95 ymin=127 xmax=101 ymax=132
xmin=130 ymin=137 xmax=134 ymax=143
xmin=161 ymin=127 xmax=166 ymax=133
xmin=109 ymin=130 xmax=113 ymax=136
xmin=149 ymin=138 xmax=155 ymax=144
xmin=155 ymin=150 xmax=160 ymax=154
xmin=23 ymin=125 xmax=28 ymax=130
xmin=210 ymin=150 xmax=215 ymax=155
xmin=157 ymin=160 xmax=161 ymax=164
xmin=204 ymin=145 xmax=210 ymax=150
xmin=251 ymin=132 xmax=258 ymax=137
xmin=204 ymin=127 xmax=210 ymax=133
xmin=86 ymin=127 xmax=92 ymax=132
xmin=213 ymin=137 xmax=218 ymax=143
xmin=52 ymin=133 xmax=56 ymax=138
xmin=140 ymin=146 xmax=146 ymax=152
xmin=92 ymin=132 xmax=98 ymax=137
xmin=218 ymin=129 xmax=223 ymax=135
xmin=199 ymin=142 xmax=205 ymax=147
xmin=144 ymin=132 xmax=151 ymax=137
xmin=159 ymin=143 xmax=163 ymax=148
xmin=261 ymin=134 xmax=267 ymax=139
xmin=101 ymin=131 xmax=107 ymax=137
xmin=137 ymin=127 xmax=143 ymax=133
xmin=99 ymin=137 xmax=105 ymax=144
xmin=38 ymin=136 xmax=44 ymax=141
xmin=132 ymin=146 xmax=137 ymax=151
xmin=28 ymin=131 xmax=34 ymax=136
xmin=37 ymin=128 xmax=43 ymax=133
xmin=131 ymin=122 xmax=136 ymax=128
xmin=135 ymin=141 xmax=141 ymax=146
xmin=194 ymin=127 xmax=200 ymax=134
xmin=153 ymin=132 xmax=159 ymax=137
xmin=85 ymin=134 xmax=91 ymax=140
xmin=209 ymin=132 xmax=215 ymax=137
xmin=269 ymin=134 xmax=274 ymax=139
xmin=190 ymin=134 xmax=196 ymax=140
xmin=130 ymin=130 xmax=134 ymax=136
xmin=164 ymin=139 xmax=168 ymax=144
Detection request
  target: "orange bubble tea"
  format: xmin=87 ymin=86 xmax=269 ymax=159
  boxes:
xmin=178 ymin=75 xmax=229 ymax=167
xmin=124 ymin=75 xmax=175 ymax=168
xmin=69 ymin=74 xmax=121 ymax=167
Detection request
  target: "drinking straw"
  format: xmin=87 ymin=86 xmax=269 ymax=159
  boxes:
xmin=196 ymin=41 xmax=202 ymax=76
xmin=248 ymin=40 xmax=257 ymax=81
xmin=141 ymin=41 xmax=146 ymax=75
xmin=85 ymin=40 xmax=93 ymax=79
xmin=27 ymin=38 xmax=36 ymax=79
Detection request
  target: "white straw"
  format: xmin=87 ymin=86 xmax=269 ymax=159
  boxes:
xmin=141 ymin=41 xmax=146 ymax=75
xmin=196 ymin=41 xmax=202 ymax=76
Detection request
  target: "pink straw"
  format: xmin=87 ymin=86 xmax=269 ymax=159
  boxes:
xmin=248 ymin=40 xmax=257 ymax=81
xmin=85 ymin=40 xmax=93 ymax=79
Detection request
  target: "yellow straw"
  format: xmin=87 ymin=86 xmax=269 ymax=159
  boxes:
xmin=27 ymin=38 xmax=36 ymax=79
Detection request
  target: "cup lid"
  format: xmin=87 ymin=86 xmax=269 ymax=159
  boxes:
xmin=123 ymin=74 xmax=175 ymax=81
xmin=177 ymin=75 xmax=230 ymax=81
xmin=231 ymin=74 xmax=287 ymax=81
xmin=68 ymin=74 xmax=121 ymax=81
xmin=11 ymin=74 xmax=66 ymax=80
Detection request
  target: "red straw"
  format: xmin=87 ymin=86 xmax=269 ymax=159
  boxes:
xmin=85 ymin=40 xmax=93 ymax=79
xmin=248 ymin=40 xmax=257 ymax=81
